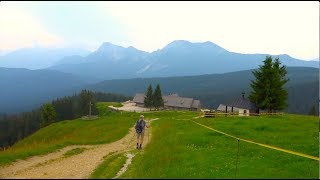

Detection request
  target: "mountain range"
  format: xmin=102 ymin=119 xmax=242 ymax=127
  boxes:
xmin=0 ymin=40 xmax=318 ymax=114
xmin=0 ymin=67 xmax=94 ymax=113
xmin=0 ymin=47 xmax=90 ymax=70
xmin=47 ymin=40 xmax=319 ymax=80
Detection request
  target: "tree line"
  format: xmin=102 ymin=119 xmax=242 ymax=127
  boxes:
xmin=144 ymin=84 xmax=164 ymax=110
xmin=0 ymin=90 xmax=131 ymax=149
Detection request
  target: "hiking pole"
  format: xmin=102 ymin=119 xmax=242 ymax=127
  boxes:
xmin=235 ymin=139 xmax=240 ymax=179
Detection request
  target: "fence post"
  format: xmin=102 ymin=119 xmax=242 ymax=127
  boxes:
xmin=235 ymin=139 xmax=240 ymax=179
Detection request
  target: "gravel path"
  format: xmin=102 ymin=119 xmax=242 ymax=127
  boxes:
xmin=0 ymin=123 xmax=153 ymax=179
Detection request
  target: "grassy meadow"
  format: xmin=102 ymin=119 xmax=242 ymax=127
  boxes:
xmin=120 ymin=111 xmax=319 ymax=178
xmin=0 ymin=102 xmax=137 ymax=166
xmin=0 ymin=102 xmax=318 ymax=178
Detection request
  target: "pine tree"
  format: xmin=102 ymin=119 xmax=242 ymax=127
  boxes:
xmin=249 ymin=56 xmax=289 ymax=113
xmin=153 ymin=84 xmax=164 ymax=110
xmin=144 ymin=84 xmax=153 ymax=110
xmin=270 ymin=57 xmax=289 ymax=112
xmin=40 ymin=103 xmax=57 ymax=127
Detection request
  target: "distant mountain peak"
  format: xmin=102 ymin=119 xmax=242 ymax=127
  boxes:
xmin=98 ymin=42 xmax=124 ymax=51
xmin=165 ymin=40 xmax=192 ymax=48
xmin=162 ymin=40 xmax=227 ymax=53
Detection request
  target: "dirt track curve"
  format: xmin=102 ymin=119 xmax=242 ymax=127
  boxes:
xmin=0 ymin=122 xmax=154 ymax=179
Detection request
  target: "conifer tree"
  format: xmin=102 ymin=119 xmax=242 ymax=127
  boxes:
xmin=249 ymin=56 xmax=289 ymax=112
xmin=40 ymin=103 xmax=57 ymax=127
xmin=153 ymin=84 xmax=164 ymax=110
xmin=144 ymin=84 xmax=153 ymax=110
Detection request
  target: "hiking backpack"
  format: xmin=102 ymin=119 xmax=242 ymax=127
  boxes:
xmin=135 ymin=120 xmax=143 ymax=134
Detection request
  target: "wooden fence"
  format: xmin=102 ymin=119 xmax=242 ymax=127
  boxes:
xmin=203 ymin=111 xmax=284 ymax=117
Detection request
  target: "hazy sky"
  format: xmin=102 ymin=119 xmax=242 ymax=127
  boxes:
xmin=0 ymin=1 xmax=319 ymax=60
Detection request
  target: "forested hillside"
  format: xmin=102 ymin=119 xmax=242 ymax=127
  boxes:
xmin=87 ymin=67 xmax=319 ymax=115
xmin=0 ymin=91 xmax=131 ymax=149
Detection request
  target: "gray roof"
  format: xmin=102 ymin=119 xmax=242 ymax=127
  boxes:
xmin=132 ymin=93 xmax=145 ymax=104
xmin=217 ymin=104 xmax=240 ymax=111
xmin=132 ymin=93 xmax=201 ymax=109
xmin=163 ymin=96 xmax=194 ymax=108
xmin=225 ymin=97 xmax=258 ymax=110
xmin=191 ymin=100 xmax=201 ymax=109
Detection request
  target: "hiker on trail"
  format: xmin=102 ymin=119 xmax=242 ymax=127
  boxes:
xmin=135 ymin=115 xmax=150 ymax=149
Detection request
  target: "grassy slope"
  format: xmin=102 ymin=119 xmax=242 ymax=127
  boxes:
xmin=121 ymin=112 xmax=319 ymax=178
xmin=90 ymin=152 xmax=127 ymax=179
xmin=0 ymin=102 xmax=137 ymax=166
xmin=0 ymin=105 xmax=318 ymax=178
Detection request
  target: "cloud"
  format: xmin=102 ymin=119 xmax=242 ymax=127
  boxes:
xmin=103 ymin=1 xmax=319 ymax=60
xmin=0 ymin=3 xmax=64 ymax=52
xmin=0 ymin=1 xmax=318 ymax=60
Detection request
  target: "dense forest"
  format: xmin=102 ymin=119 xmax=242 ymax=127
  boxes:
xmin=0 ymin=90 xmax=131 ymax=149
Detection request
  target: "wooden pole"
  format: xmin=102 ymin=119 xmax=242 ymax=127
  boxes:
xmin=225 ymin=105 xmax=227 ymax=117
xmin=89 ymin=101 xmax=92 ymax=117
xmin=235 ymin=139 xmax=240 ymax=179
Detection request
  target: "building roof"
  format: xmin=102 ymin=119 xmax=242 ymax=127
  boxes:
xmin=132 ymin=93 xmax=145 ymax=104
xmin=132 ymin=93 xmax=201 ymax=109
xmin=217 ymin=104 xmax=240 ymax=111
xmin=225 ymin=97 xmax=258 ymax=110
xmin=191 ymin=100 xmax=201 ymax=109
xmin=163 ymin=96 xmax=194 ymax=108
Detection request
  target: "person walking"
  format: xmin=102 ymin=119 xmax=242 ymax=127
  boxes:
xmin=135 ymin=115 xmax=149 ymax=149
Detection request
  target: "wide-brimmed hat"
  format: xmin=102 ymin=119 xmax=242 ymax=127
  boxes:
xmin=140 ymin=115 xmax=144 ymax=118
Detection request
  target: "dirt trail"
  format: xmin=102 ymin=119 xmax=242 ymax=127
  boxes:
xmin=0 ymin=120 xmax=154 ymax=179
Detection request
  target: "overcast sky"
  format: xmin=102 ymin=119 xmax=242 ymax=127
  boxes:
xmin=0 ymin=1 xmax=319 ymax=60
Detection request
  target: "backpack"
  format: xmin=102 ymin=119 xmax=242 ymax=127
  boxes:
xmin=135 ymin=120 xmax=144 ymax=134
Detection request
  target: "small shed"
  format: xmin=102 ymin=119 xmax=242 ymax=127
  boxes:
xmin=225 ymin=92 xmax=259 ymax=116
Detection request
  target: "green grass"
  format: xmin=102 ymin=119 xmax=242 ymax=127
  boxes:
xmin=90 ymin=152 xmax=127 ymax=179
xmin=194 ymin=114 xmax=319 ymax=157
xmin=63 ymin=148 xmax=87 ymax=158
xmin=96 ymin=102 xmax=121 ymax=115
xmin=121 ymin=112 xmax=319 ymax=178
xmin=0 ymin=102 xmax=139 ymax=166
xmin=0 ymin=105 xmax=318 ymax=178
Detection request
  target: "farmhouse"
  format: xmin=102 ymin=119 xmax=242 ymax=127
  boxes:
xmin=132 ymin=93 xmax=201 ymax=111
xmin=219 ymin=92 xmax=259 ymax=116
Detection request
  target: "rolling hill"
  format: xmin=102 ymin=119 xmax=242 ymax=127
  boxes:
xmin=86 ymin=67 xmax=319 ymax=115
xmin=1 ymin=66 xmax=317 ymax=115
xmin=0 ymin=67 xmax=98 ymax=113
xmin=0 ymin=47 xmax=90 ymax=70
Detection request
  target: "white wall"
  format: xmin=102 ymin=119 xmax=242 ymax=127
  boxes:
xmin=238 ymin=108 xmax=250 ymax=116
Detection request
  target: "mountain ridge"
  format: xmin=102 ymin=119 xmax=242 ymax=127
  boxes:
xmin=47 ymin=40 xmax=318 ymax=80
